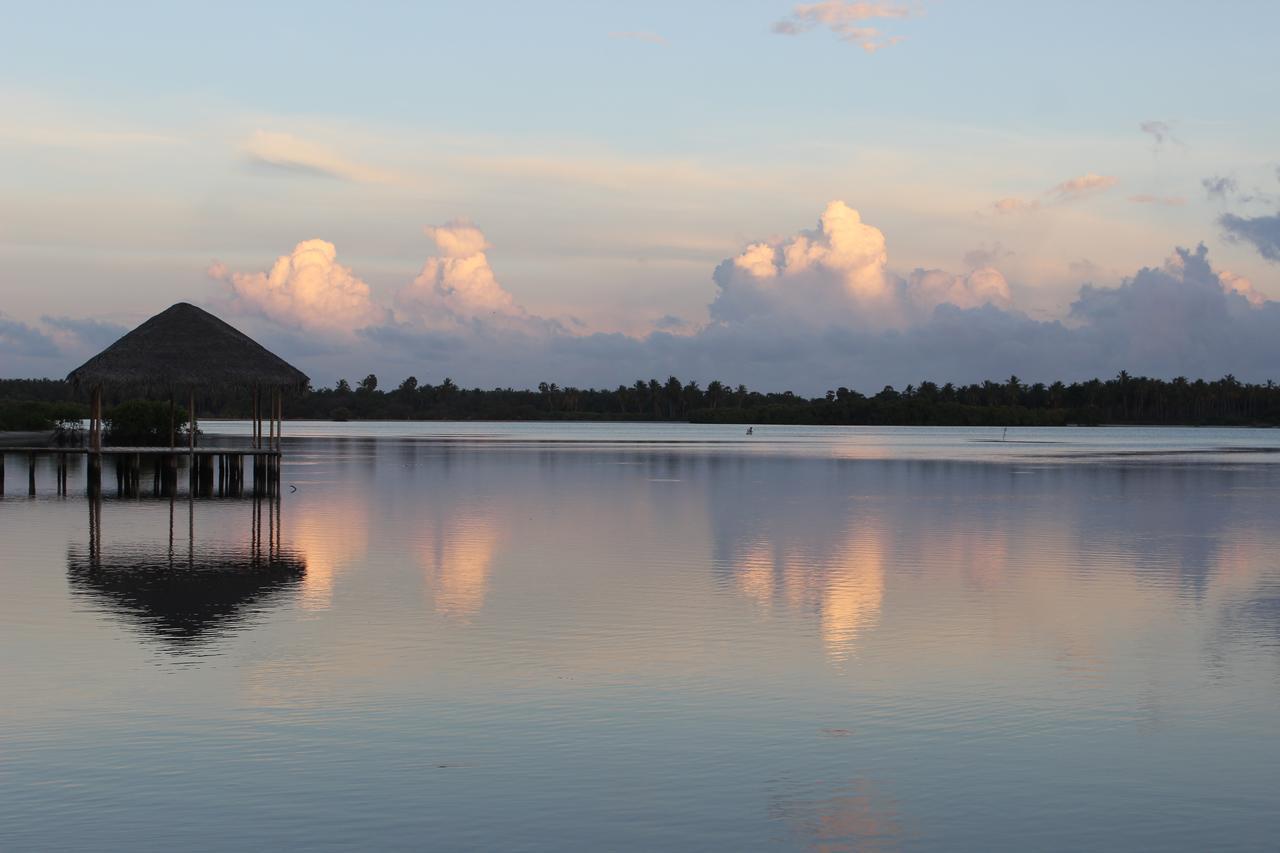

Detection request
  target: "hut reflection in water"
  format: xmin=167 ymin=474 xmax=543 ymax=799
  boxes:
xmin=71 ymin=492 xmax=305 ymax=649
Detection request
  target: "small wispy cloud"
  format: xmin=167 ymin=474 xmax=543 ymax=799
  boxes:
xmin=992 ymin=197 xmax=1040 ymax=215
xmin=242 ymin=130 xmax=397 ymax=184
xmin=1202 ymin=174 xmax=1238 ymax=201
xmin=993 ymin=172 xmax=1118 ymax=215
xmin=772 ymin=1 xmax=915 ymax=53
xmin=608 ymin=31 xmax=667 ymax=45
xmin=1048 ymin=173 xmax=1118 ymax=201
xmin=1131 ymin=193 xmax=1187 ymax=206
xmin=1139 ymin=119 xmax=1180 ymax=150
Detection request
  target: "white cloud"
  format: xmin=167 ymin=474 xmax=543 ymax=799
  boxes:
xmin=210 ymin=239 xmax=389 ymax=336
xmin=711 ymin=201 xmax=1009 ymax=327
xmin=394 ymin=220 xmax=559 ymax=333
xmin=242 ymin=130 xmax=397 ymax=184
xmin=195 ymin=205 xmax=1280 ymax=396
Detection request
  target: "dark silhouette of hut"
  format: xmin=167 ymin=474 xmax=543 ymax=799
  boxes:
xmin=67 ymin=541 xmax=306 ymax=651
xmin=66 ymin=303 xmax=308 ymax=490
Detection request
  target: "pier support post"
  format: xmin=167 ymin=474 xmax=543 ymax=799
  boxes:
xmin=29 ymin=452 xmax=36 ymax=496
xmin=88 ymin=452 xmax=101 ymax=496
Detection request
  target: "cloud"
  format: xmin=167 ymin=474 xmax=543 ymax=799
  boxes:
xmin=992 ymin=197 xmax=1040 ymax=215
xmin=0 ymin=313 xmax=129 ymax=377
xmin=906 ymin=267 xmax=1012 ymax=311
xmin=709 ymin=201 xmax=1009 ymax=328
xmin=40 ymin=315 xmax=127 ymax=352
xmin=1128 ymin=194 xmax=1185 ymax=206
xmin=772 ymin=1 xmax=913 ymax=53
xmin=211 ymin=239 xmax=389 ymax=335
xmin=1203 ymin=175 xmax=1238 ymax=200
xmin=994 ymin=172 xmax=1117 ymax=214
xmin=962 ymin=244 xmax=1010 ymax=270
xmin=1048 ymin=172 xmax=1118 ymax=201
xmin=608 ymin=31 xmax=667 ymax=45
xmin=394 ymin=219 xmax=548 ymax=332
xmin=1139 ymin=119 xmax=1178 ymax=149
xmin=192 ymin=202 xmax=1280 ymax=396
xmin=1217 ymin=270 xmax=1266 ymax=307
xmin=242 ymin=130 xmax=397 ymax=184
xmin=0 ymin=314 xmax=59 ymax=358
xmin=1219 ymin=211 xmax=1280 ymax=262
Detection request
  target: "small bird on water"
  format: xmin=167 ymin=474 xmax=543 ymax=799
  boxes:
xmin=746 ymin=426 xmax=753 ymax=435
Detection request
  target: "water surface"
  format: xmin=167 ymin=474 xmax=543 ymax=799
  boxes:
xmin=2 ymin=424 xmax=1279 ymax=851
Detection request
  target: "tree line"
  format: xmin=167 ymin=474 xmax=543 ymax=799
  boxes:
xmin=2 ymin=372 xmax=1279 ymax=429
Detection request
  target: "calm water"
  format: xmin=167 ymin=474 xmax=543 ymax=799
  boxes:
xmin=3 ymin=424 xmax=1279 ymax=851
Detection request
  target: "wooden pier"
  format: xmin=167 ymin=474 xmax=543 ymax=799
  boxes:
xmin=0 ymin=446 xmax=282 ymax=498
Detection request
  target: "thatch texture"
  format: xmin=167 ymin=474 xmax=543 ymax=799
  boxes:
xmin=67 ymin=303 xmax=308 ymax=392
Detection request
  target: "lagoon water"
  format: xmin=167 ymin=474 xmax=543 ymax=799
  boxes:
xmin=3 ymin=423 xmax=1279 ymax=851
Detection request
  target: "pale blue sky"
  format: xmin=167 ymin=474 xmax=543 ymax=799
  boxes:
xmin=2 ymin=1 xmax=1279 ymax=388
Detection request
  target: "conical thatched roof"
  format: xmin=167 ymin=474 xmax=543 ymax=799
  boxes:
xmin=67 ymin=303 xmax=308 ymax=392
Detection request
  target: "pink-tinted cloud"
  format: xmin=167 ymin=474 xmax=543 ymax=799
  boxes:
xmin=712 ymin=200 xmax=1010 ymax=327
xmin=1049 ymin=172 xmax=1118 ymax=201
xmin=994 ymin=172 xmax=1118 ymax=214
xmin=1129 ymin=194 xmax=1186 ymax=206
xmin=394 ymin=220 xmax=536 ymax=330
xmin=210 ymin=239 xmax=389 ymax=336
xmin=242 ymin=130 xmax=397 ymax=184
xmin=772 ymin=1 xmax=914 ymax=53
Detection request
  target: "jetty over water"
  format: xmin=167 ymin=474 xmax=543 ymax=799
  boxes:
xmin=0 ymin=302 xmax=306 ymax=496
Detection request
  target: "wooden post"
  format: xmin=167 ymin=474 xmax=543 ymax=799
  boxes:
xmin=1 ymin=452 xmax=5 ymax=495
xmin=28 ymin=452 xmax=36 ymax=495
xmin=169 ymin=396 xmax=175 ymax=449
xmin=189 ymin=389 xmax=197 ymax=492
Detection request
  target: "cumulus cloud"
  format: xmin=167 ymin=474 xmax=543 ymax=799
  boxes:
xmin=211 ymin=239 xmax=389 ymax=336
xmin=905 ymin=267 xmax=1012 ymax=311
xmin=994 ymin=172 xmax=1117 ymax=214
xmin=1217 ymin=270 xmax=1266 ymax=307
xmin=243 ymin=130 xmax=396 ymax=184
xmin=394 ymin=220 xmax=549 ymax=331
xmin=772 ymin=1 xmax=913 ymax=53
xmin=1219 ymin=211 xmax=1280 ymax=262
xmin=710 ymin=201 xmax=1009 ymax=328
xmin=191 ymin=201 xmax=1280 ymax=396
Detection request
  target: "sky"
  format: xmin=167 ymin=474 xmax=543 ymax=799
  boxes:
xmin=3 ymin=0 xmax=1280 ymax=393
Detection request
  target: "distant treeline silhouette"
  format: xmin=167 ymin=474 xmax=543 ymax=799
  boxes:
xmin=2 ymin=372 xmax=1279 ymax=428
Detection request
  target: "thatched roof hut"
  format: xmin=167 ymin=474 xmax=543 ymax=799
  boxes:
xmin=66 ymin=302 xmax=306 ymax=453
xmin=67 ymin=302 xmax=308 ymax=392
